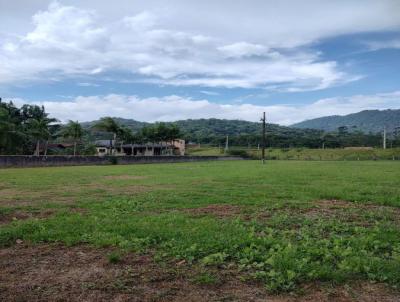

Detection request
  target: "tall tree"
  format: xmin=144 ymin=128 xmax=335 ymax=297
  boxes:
xmin=23 ymin=105 xmax=58 ymax=156
xmin=61 ymin=120 xmax=83 ymax=156
xmin=0 ymin=103 xmax=25 ymax=154
xmin=92 ymin=117 xmax=122 ymax=155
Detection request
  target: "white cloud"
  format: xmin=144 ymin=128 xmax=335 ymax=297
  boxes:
xmin=200 ymin=90 xmax=220 ymax=96
xmin=77 ymin=82 xmax=99 ymax=87
xmin=217 ymin=42 xmax=268 ymax=58
xmin=2 ymin=1 xmax=390 ymax=90
xmin=365 ymin=38 xmax=400 ymax=51
xmin=14 ymin=91 xmax=400 ymax=125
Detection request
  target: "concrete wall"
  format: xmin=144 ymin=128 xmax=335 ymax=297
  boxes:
xmin=0 ymin=155 xmax=242 ymax=168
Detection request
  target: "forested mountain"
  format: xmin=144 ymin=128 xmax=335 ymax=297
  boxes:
xmin=292 ymin=109 xmax=400 ymax=134
xmin=83 ymin=117 xmax=325 ymax=146
xmin=2 ymin=95 xmax=397 ymax=155
xmin=82 ymin=117 xmax=390 ymax=148
xmin=81 ymin=118 xmax=149 ymax=132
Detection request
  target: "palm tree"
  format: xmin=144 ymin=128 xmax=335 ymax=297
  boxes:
xmin=0 ymin=107 xmax=25 ymax=154
xmin=92 ymin=117 xmax=122 ymax=155
xmin=27 ymin=117 xmax=58 ymax=156
xmin=116 ymin=126 xmax=134 ymax=155
xmin=22 ymin=106 xmax=58 ymax=156
xmin=62 ymin=121 xmax=83 ymax=156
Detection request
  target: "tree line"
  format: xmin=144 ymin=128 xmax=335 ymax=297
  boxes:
xmin=0 ymin=99 xmax=181 ymax=155
xmin=1 ymin=99 xmax=399 ymax=155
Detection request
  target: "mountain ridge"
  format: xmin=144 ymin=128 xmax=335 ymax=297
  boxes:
xmin=291 ymin=109 xmax=400 ymax=134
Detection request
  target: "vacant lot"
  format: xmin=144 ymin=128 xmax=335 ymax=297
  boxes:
xmin=1 ymin=161 xmax=400 ymax=301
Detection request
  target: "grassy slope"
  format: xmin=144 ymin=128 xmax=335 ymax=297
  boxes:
xmin=1 ymin=161 xmax=400 ymax=291
xmin=187 ymin=146 xmax=400 ymax=160
xmin=291 ymin=109 xmax=400 ymax=133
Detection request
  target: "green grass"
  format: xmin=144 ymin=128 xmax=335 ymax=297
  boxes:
xmin=107 ymin=250 xmax=123 ymax=263
xmin=192 ymin=272 xmax=220 ymax=285
xmin=187 ymin=146 xmax=400 ymax=161
xmin=1 ymin=160 xmax=400 ymax=291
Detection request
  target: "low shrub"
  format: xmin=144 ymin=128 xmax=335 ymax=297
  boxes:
xmin=226 ymin=149 xmax=251 ymax=158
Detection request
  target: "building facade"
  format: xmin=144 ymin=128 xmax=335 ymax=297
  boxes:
xmin=95 ymin=139 xmax=185 ymax=156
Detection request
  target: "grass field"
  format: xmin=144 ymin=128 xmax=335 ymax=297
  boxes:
xmin=187 ymin=146 xmax=400 ymax=161
xmin=1 ymin=160 xmax=400 ymax=301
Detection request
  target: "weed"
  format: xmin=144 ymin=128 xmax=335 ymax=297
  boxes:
xmin=1 ymin=161 xmax=400 ymax=292
xmin=107 ymin=251 xmax=122 ymax=263
xmin=192 ymin=272 xmax=219 ymax=285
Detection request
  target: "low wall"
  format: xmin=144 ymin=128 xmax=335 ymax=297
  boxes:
xmin=0 ymin=155 xmax=242 ymax=168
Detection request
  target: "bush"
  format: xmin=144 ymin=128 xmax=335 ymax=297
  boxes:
xmin=226 ymin=149 xmax=250 ymax=158
xmin=108 ymin=156 xmax=118 ymax=165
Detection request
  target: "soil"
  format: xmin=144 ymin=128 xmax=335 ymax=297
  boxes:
xmin=0 ymin=209 xmax=56 ymax=225
xmin=305 ymin=200 xmax=400 ymax=224
xmin=0 ymin=183 xmax=151 ymax=207
xmin=1 ymin=243 xmax=399 ymax=302
xmin=183 ymin=204 xmax=242 ymax=219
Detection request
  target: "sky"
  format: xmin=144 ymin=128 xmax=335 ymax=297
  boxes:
xmin=0 ymin=0 xmax=399 ymax=125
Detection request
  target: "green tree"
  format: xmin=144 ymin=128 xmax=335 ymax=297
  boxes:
xmin=0 ymin=102 xmax=25 ymax=154
xmin=92 ymin=117 xmax=123 ymax=155
xmin=61 ymin=120 xmax=83 ymax=156
xmin=26 ymin=114 xmax=59 ymax=156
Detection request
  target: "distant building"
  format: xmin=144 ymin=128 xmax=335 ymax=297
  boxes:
xmin=95 ymin=139 xmax=185 ymax=156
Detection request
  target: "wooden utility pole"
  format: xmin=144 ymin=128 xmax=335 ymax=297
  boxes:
xmin=261 ymin=112 xmax=266 ymax=164
xmin=383 ymin=126 xmax=387 ymax=149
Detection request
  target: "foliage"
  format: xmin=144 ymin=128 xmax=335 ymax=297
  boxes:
xmin=107 ymin=251 xmax=122 ymax=263
xmin=108 ymin=156 xmax=118 ymax=165
xmin=92 ymin=117 xmax=122 ymax=139
xmin=0 ymin=102 xmax=25 ymax=154
xmin=60 ymin=120 xmax=84 ymax=156
xmin=0 ymin=99 xmax=59 ymax=155
xmin=292 ymin=109 xmax=400 ymax=134
xmin=61 ymin=120 xmax=83 ymax=141
xmin=140 ymin=122 xmax=181 ymax=143
xmin=192 ymin=272 xmax=219 ymax=285
xmin=226 ymin=149 xmax=251 ymax=158
xmin=84 ymin=117 xmax=393 ymax=148
xmin=190 ymin=147 xmax=400 ymax=161
xmin=2 ymin=98 xmax=398 ymax=155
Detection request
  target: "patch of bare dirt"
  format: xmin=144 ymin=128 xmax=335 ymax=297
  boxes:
xmin=304 ymin=200 xmax=400 ymax=225
xmin=282 ymin=283 xmax=400 ymax=302
xmin=0 ymin=244 xmax=399 ymax=302
xmin=0 ymin=182 xmax=153 ymax=207
xmin=0 ymin=188 xmax=76 ymax=207
xmin=0 ymin=209 xmax=56 ymax=225
xmin=104 ymin=175 xmax=148 ymax=180
xmin=184 ymin=204 xmax=242 ymax=219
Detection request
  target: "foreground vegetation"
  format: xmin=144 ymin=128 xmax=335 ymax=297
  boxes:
xmin=1 ymin=160 xmax=400 ymax=294
xmin=188 ymin=146 xmax=400 ymax=161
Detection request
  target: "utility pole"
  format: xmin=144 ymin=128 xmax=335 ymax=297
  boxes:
xmin=383 ymin=126 xmax=387 ymax=150
xmin=261 ymin=112 xmax=266 ymax=164
xmin=225 ymin=135 xmax=229 ymax=153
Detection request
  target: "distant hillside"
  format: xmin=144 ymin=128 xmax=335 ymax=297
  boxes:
xmin=83 ymin=117 xmax=324 ymax=147
xmin=292 ymin=109 xmax=400 ymax=134
xmin=81 ymin=118 xmax=149 ymax=132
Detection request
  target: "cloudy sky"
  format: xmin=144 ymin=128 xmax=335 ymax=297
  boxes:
xmin=1 ymin=0 xmax=399 ymax=124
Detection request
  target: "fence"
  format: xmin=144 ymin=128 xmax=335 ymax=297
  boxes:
xmin=0 ymin=155 xmax=242 ymax=168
